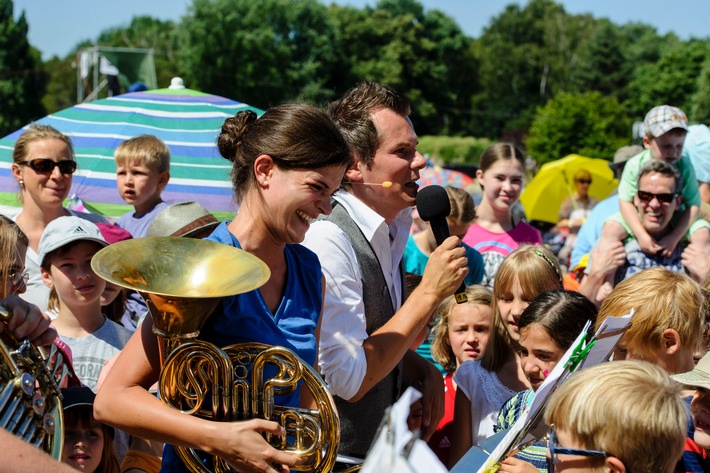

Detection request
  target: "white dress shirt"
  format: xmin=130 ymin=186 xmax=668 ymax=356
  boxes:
xmin=302 ymin=191 xmax=412 ymax=399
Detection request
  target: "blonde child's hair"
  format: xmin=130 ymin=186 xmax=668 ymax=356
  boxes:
xmin=430 ymin=285 xmax=492 ymax=373
xmin=0 ymin=216 xmax=28 ymax=298
xmin=481 ymin=244 xmax=563 ymax=372
xmin=596 ymin=267 xmax=703 ymax=361
xmin=114 ymin=134 xmax=170 ymax=173
xmin=64 ymin=406 xmax=121 ymax=473
xmin=445 ymin=186 xmax=476 ymax=225
xmin=545 ymin=360 xmax=687 ymax=473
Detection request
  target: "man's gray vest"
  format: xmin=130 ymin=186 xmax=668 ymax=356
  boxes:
xmin=323 ymin=201 xmax=405 ymax=458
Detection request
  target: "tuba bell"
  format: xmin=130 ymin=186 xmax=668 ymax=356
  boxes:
xmin=0 ymin=305 xmax=65 ymax=460
xmin=92 ymin=237 xmax=341 ymax=472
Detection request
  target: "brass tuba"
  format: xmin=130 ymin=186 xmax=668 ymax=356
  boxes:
xmin=92 ymin=237 xmax=340 ymax=473
xmin=0 ymin=305 xmax=65 ymax=459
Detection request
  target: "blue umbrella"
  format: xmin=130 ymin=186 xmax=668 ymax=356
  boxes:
xmin=0 ymin=87 xmax=263 ymax=217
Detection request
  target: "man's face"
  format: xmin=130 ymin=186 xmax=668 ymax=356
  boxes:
xmin=351 ymin=108 xmax=425 ymax=222
xmin=633 ymin=172 xmax=680 ymax=238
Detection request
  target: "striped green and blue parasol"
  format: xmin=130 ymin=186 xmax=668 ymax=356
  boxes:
xmin=0 ymin=87 xmax=263 ymax=218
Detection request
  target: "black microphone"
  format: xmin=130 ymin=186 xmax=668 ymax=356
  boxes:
xmin=416 ymin=185 xmax=468 ymax=304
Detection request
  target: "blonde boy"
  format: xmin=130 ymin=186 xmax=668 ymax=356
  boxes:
xmin=115 ymin=135 xmax=171 ymax=237
xmin=545 ymin=360 xmax=687 ymax=473
xmin=607 ymin=105 xmax=707 ymax=258
xmin=595 ymin=267 xmax=702 ymax=374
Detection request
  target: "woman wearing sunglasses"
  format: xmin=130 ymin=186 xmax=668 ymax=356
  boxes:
xmin=544 ymin=360 xmax=687 ymax=473
xmin=4 ymin=124 xmax=106 ymax=312
xmin=557 ymin=169 xmax=598 ymax=266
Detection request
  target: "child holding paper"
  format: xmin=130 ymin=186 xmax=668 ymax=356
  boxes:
xmin=494 ymin=290 xmax=597 ymax=472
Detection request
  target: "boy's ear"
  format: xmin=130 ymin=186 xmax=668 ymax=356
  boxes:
xmin=662 ymin=328 xmax=682 ymax=355
xmin=40 ymin=266 xmax=54 ymax=290
xmin=606 ymin=456 xmax=627 ymax=473
xmin=158 ymin=171 xmax=170 ymax=190
xmin=642 ymin=135 xmax=652 ymax=150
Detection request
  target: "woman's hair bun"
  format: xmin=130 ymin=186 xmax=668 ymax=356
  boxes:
xmin=217 ymin=110 xmax=258 ymax=162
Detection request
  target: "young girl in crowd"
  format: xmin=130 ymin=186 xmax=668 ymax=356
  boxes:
xmin=462 ymin=143 xmax=542 ymax=289
xmin=449 ymin=244 xmax=563 ymax=467
xmin=39 ymin=216 xmax=132 ymax=392
xmin=427 ymin=285 xmax=492 ymax=465
xmin=494 ymin=289 xmax=597 ymax=472
xmin=61 ymin=386 xmax=120 ymax=473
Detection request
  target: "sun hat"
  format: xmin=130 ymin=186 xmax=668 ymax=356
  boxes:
xmin=643 ymin=105 xmax=688 ymax=138
xmin=609 ymin=145 xmax=644 ymax=170
xmin=61 ymin=386 xmax=115 ymax=437
xmin=38 ymin=216 xmax=108 ymax=265
xmin=671 ymin=352 xmax=710 ymax=390
xmin=146 ymin=201 xmax=219 ymax=238
xmin=61 ymin=386 xmax=97 ymax=410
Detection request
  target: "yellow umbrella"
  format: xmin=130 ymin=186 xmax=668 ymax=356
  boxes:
xmin=520 ymin=154 xmax=618 ymax=224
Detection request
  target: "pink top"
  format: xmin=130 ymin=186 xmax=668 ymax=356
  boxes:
xmin=462 ymin=222 xmax=542 ymax=288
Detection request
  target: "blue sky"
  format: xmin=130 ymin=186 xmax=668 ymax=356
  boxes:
xmin=14 ymin=0 xmax=710 ymax=61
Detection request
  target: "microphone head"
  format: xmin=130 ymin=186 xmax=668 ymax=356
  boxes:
xmin=416 ymin=185 xmax=451 ymax=222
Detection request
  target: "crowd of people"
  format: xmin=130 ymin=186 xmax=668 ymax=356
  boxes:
xmin=1 ymin=82 xmax=710 ymax=473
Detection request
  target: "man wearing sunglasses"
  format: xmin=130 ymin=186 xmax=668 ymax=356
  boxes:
xmin=593 ymin=160 xmax=710 ymax=289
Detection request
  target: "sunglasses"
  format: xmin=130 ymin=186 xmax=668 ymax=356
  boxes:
xmin=547 ymin=427 xmax=619 ymax=473
xmin=636 ymin=190 xmax=677 ymax=204
xmin=21 ymin=159 xmax=77 ymax=175
xmin=1 ymin=269 xmax=28 ymax=287
xmin=576 ymin=179 xmax=592 ymax=185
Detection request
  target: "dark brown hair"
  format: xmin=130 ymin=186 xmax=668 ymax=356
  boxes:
xmin=478 ymin=142 xmax=525 ymax=173
xmin=327 ymin=81 xmax=411 ymax=168
xmin=217 ymin=103 xmax=351 ymax=203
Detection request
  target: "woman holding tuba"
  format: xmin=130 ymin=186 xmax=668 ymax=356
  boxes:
xmin=94 ymin=103 xmax=351 ymax=473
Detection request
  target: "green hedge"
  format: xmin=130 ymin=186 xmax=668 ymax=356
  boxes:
xmin=418 ymin=136 xmax=493 ymax=165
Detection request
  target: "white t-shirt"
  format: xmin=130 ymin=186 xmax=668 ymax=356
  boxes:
xmin=454 ymin=360 xmax=516 ymax=444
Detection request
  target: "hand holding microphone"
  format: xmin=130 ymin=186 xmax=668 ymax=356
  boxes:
xmin=416 ymin=185 xmax=469 ymax=303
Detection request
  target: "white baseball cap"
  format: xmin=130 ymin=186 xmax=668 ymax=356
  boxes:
xmin=38 ymin=216 xmax=108 ymax=265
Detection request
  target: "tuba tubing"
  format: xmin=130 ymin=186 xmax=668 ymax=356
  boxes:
xmin=0 ymin=305 xmax=64 ymax=459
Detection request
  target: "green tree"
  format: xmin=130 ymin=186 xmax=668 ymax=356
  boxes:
xmin=690 ymin=59 xmax=710 ymax=124
xmin=471 ymin=0 xmax=597 ymax=139
xmin=0 ymin=0 xmax=47 ymax=135
xmin=328 ymin=0 xmax=475 ymax=135
xmin=626 ymin=39 xmax=710 ymax=120
xmin=178 ymin=0 xmax=341 ymax=108
xmin=526 ymin=91 xmax=631 ymax=164
xmin=574 ymin=21 xmax=630 ymax=102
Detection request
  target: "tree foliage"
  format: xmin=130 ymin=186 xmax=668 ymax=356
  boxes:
xmin=178 ymin=0 xmax=341 ymax=108
xmin=0 ymin=0 xmax=46 ymax=135
xmin=691 ymin=59 xmax=710 ymax=124
xmin=626 ymin=40 xmax=710 ymax=120
xmin=470 ymin=0 xmax=601 ymax=140
xmin=526 ymin=91 xmax=631 ymax=164
xmin=329 ymin=0 xmax=475 ymax=135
